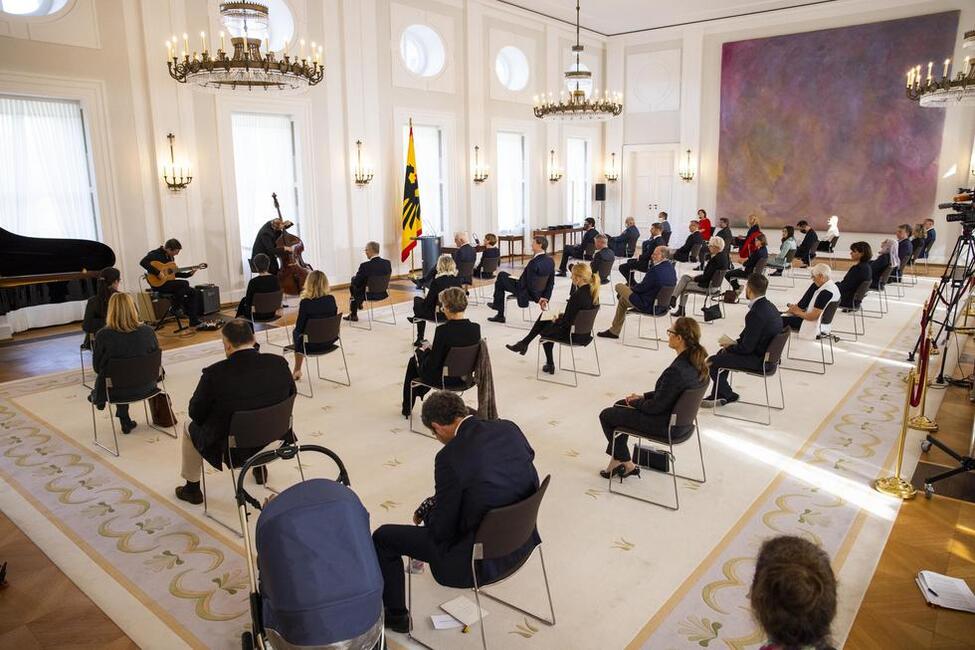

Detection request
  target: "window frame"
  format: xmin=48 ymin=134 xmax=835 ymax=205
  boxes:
xmin=566 ymin=135 xmax=592 ymax=222
xmin=495 ymin=129 xmax=529 ymax=234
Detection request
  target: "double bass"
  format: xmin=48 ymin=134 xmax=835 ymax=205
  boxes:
xmin=271 ymin=192 xmax=311 ymax=295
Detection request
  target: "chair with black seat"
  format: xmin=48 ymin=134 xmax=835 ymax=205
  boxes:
xmin=690 ymin=269 xmax=728 ymax=323
xmin=250 ymin=290 xmax=287 ymax=349
xmin=832 ymin=280 xmax=870 ymax=341
xmin=594 ymin=257 xmax=616 ymax=305
xmin=80 ymin=335 xmax=94 ymax=390
xmin=505 ymin=274 xmax=550 ymax=330
xmin=891 ymin=254 xmax=916 ymax=294
xmin=90 ymin=349 xmax=176 ymax=457
xmin=456 ymin=260 xmax=478 ymax=306
xmin=202 ymin=394 xmax=299 ymax=536
xmin=621 ymin=285 xmax=675 ymax=350
xmin=688 ymin=242 xmax=703 ymax=266
xmin=608 ymin=384 xmax=709 ymax=510
xmin=407 ymin=475 xmax=556 ymax=650
xmin=782 ymin=302 xmax=838 ymax=375
xmin=863 ymin=266 xmax=892 ymax=318
xmin=752 ymin=257 xmax=768 ymax=278
xmin=352 ymin=274 xmax=396 ymax=330
xmin=714 ymin=328 xmax=790 ymax=426
xmin=537 ymin=307 xmax=600 ymax=387
xmin=474 ymin=256 xmax=501 ymax=302
xmin=768 ymin=250 xmax=797 ymax=290
xmin=624 ymin=231 xmax=639 ymax=258
xmin=408 ymin=342 xmax=481 ymax=437
xmin=818 ymin=236 xmax=839 ymax=268
xmin=292 ymin=313 xmax=350 ymax=398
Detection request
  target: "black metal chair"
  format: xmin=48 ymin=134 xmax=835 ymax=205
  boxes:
xmin=80 ymin=335 xmax=93 ymax=390
xmin=250 ymin=290 xmax=286 ymax=349
xmin=536 ymin=307 xmax=600 ymax=387
xmin=608 ymin=384 xmax=709 ymax=510
xmin=201 ymin=395 xmax=299 ymax=536
xmin=713 ymin=328 xmax=790 ymax=426
xmin=752 ymin=257 xmax=768 ymax=278
xmin=621 ymin=285 xmax=675 ymax=350
xmin=767 ymin=249 xmax=797 ymax=290
xmin=291 ymin=314 xmax=350 ymax=397
xmin=782 ymin=302 xmax=838 ymax=375
xmin=593 ymin=257 xmax=616 ymax=305
xmin=817 ymin=236 xmax=839 ymax=268
xmin=690 ymin=269 xmax=728 ymax=323
xmin=473 ymin=256 xmax=501 ymax=303
xmin=624 ymin=231 xmax=639 ymax=257
xmin=505 ymin=274 xmax=550 ymax=330
xmin=409 ymin=342 xmax=481 ymax=437
xmin=863 ymin=266 xmax=892 ymax=318
xmin=90 ymin=349 xmax=176 ymax=457
xmin=832 ymin=280 xmax=870 ymax=341
xmin=456 ymin=260 xmax=478 ymax=306
xmin=352 ymin=274 xmax=396 ymax=330
xmin=407 ymin=475 xmax=555 ymax=650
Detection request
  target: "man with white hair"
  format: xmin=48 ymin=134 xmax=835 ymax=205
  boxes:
xmin=608 ymin=217 xmax=640 ymax=256
xmin=671 ymin=237 xmax=731 ymax=317
xmin=414 ymin=231 xmax=476 ymax=288
xmin=783 ymin=263 xmax=839 ymax=337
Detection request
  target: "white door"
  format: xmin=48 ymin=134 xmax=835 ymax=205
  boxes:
xmin=624 ymin=149 xmax=675 ymax=243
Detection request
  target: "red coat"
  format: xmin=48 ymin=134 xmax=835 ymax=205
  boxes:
xmin=739 ymin=228 xmax=762 ymax=260
xmin=698 ymin=217 xmax=713 ymax=240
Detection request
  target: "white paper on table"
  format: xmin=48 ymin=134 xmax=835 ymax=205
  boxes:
xmin=440 ymin=595 xmax=489 ymax=626
xmin=431 ymin=614 xmax=464 ymax=630
xmin=917 ymin=570 xmax=975 ymax=613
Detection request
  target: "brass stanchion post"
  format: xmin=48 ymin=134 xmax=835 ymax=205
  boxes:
xmin=874 ymin=369 xmax=919 ymax=499
xmin=909 ymin=327 xmax=939 ymax=432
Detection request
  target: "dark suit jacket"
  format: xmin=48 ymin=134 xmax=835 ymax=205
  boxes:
xmin=796 ymin=230 xmax=819 ymax=263
xmin=641 ymin=235 xmax=665 ymax=258
xmin=716 ymin=227 xmax=733 ymax=248
xmin=631 ymin=353 xmax=707 ymax=436
xmin=425 ymin=417 xmax=540 ymax=585
xmin=543 ymin=284 xmax=596 ymax=344
xmin=294 ymin=295 xmax=338 ymax=353
xmin=580 ymin=227 xmax=598 ymax=255
xmin=630 ymin=260 xmax=677 ymax=313
xmin=694 ymin=249 xmax=730 ymax=289
xmin=453 ymin=244 xmax=477 ymax=282
xmin=419 ymin=318 xmax=481 ymax=385
xmin=742 ymin=246 xmax=768 ymax=273
xmin=922 ymin=228 xmax=936 ymax=258
xmin=837 ymin=261 xmax=871 ymax=307
xmin=591 ymin=248 xmax=616 ymax=282
xmin=515 ymin=254 xmax=555 ymax=306
xmin=252 ymin=221 xmax=281 ymax=274
xmin=618 ymin=225 xmax=640 ymax=254
xmin=415 ymin=274 xmax=464 ymax=320
xmin=188 ymin=348 xmax=297 ymax=469
xmin=674 ymin=231 xmax=703 ymax=262
xmin=727 ymin=297 xmax=783 ymax=359
xmin=91 ymin=325 xmax=160 ymax=405
xmin=897 ymin=238 xmax=912 ymax=266
xmin=351 ymin=256 xmax=393 ymax=299
xmin=140 ymin=248 xmax=191 ymax=278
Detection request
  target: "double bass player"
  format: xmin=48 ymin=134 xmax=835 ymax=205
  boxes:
xmin=251 ymin=194 xmax=312 ymax=295
xmin=251 ymin=217 xmax=291 ymax=275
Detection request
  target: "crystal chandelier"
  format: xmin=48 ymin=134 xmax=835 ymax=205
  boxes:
xmin=906 ymin=28 xmax=975 ymax=107
xmin=166 ymin=2 xmax=323 ymax=93
xmin=533 ymin=1 xmax=622 ymax=122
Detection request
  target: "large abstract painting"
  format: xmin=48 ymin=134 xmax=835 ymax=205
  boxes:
xmin=717 ymin=12 xmax=959 ymax=232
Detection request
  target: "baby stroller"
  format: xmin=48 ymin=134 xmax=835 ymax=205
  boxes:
xmin=237 ymin=444 xmax=385 ymax=650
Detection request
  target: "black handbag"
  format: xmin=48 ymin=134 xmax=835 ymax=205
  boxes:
xmin=632 ymin=445 xmax=670 ymax=473
xmin=702 ymin=302 xmax=723 ymax=322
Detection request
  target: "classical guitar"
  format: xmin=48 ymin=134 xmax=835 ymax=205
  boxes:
xmin=146 ymin=261 xmax=207 ymax=288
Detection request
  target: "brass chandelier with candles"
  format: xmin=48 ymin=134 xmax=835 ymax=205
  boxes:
xmin=905 ymin=27 xmax=975 ymax=107
xmin=166 ymin=2 xmax=323 ymax=93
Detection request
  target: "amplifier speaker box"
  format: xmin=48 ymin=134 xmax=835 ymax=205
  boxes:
xmin=594 ymin=183 xmax=607 ymax=201
xmin=194 ymin=284 xmax=221 ymax=315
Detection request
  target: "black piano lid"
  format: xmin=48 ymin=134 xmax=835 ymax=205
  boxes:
xmin=0 ymin=227 xmax=116 ymax=277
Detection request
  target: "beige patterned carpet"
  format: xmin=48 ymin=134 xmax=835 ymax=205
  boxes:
xmin=0 ymin=268 xmax=948 ymax=649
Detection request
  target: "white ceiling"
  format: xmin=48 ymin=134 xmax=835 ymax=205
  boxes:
xmin=497 ymin=0 xmax=833 ymax=36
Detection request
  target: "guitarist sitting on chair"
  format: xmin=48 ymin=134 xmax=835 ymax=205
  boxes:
xmin=140 ymin=238 xmax=205 ymax=328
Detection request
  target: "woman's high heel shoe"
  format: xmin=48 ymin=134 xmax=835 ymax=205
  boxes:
xmin=620 ymin=466 xmax=641 ymax=482
xmin=599 ymin=465 xmax=625 ymax=479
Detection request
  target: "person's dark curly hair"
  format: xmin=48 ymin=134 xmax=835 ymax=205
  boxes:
xmin=750 ymin=536 xmax=837 ymax=649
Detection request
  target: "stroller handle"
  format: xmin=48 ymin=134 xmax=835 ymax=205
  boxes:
xmin=235 ymin=444 xmax=351 ymax=507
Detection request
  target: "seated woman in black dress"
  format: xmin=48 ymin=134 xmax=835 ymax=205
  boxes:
xmin=869 ymin=239 xmax=897 ymax=290
xmin=597 ymin=316 xmax=709 ymax=479
xmin=290 ymin=270 xmax=338 ymax=381
xmin=505 ymin=262 xmax=599 ymax=374
xmin=236 ymin=253 xmax=281 ymax=319
xmin=402 ymin=287 xmax=481 ymax=417
xmin=473 ymin=233 xmax=502 ymax=278
xmin=91 ymin=293 xmax=161 ymax=434
xmin=82 ymin=267 xmax=120 ymax=347
xmin=408 ymin=254 xmax=463 ymax=346
xmin=836 ymin=241 xmax=872 ymax=309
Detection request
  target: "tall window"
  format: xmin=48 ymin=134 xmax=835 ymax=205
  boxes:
xmin=566 ymin=137 xmax=591 ymax=221
xmin=403 ymin=124 xmax=448 ymax=236
xmin=496 ymin=131 xmax=527 ymax=233
xmin=0 ymin=95 xmax=98 ymax=239
xmin=231 ymin=112 xmax=300 ymax=268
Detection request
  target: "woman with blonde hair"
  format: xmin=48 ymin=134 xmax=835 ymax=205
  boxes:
xmin=408 ymin=254 xmax=463 ymax=346
xmin=506 ymin=262 xmax=600 ymax=374
xmin=291 ymin=270 xmax=337 ymax=381
xmin=90 ymin=292 xmax=160 ymax=434
xmin=597 ymin=316 xmax=708 ymax=479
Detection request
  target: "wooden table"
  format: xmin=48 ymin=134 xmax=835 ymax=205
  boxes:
xmin=497 ymin=234 xmax=525 ymax=267
xmin=532 ymin=226 xmax=584 ymax=257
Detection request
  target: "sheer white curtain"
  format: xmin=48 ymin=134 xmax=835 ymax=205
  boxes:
xmin=496 ymin=131 xmax=527 ymax=233
xmin=566 ymin=137 xmax=591 ymax=222
xmin=403 ymin=124 xmax=447 ymax=236
xmin=0 ymin=95 xmax=98 ymax=239
xmin=231 ymin=112 xmax=299 ymax=266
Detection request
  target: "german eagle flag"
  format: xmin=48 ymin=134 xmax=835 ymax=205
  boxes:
xmin=400 ymin=123 xmax=422 ymax=262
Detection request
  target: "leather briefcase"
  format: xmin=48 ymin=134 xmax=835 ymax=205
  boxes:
xmin=148 ymin=393 xmax=177 ymax=428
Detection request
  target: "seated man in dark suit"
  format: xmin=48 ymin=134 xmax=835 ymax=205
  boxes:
xmin=702 ymin=274 xmax=783 ymax=407
xmin=139 ymin=238 xmax=203 ymax=327
xmin=415 ymin=232 xmax=476 ymax=288
xmin=671 ymin=237 xmax=731 ymax=317
xmin=346 ymin=241 xmax=392 ymax=321
xmin=557 ymin=217 xmax=598 ymax=276
xmin=673 ymin=220 xmax=703 ymax=263
xmin=892 ymin=224 xmax=912 ymax=282
xmin=795 ymin=220 xmax=819 ymax=267
xmin=175 ymin=319 xmax=297 ymax=504
xmin=235 ymin=253 xmax=281 ymax=319
xmin=487 ymin=236 xmax=555 ymax=323
xmin=587 ymin=234 xmax=616 ymax=283
xmin=726 ymin=233 xmax=769 ymax=292
xmin=375 ymin=390 xmax=540 ymax=633
xmin=921 ymin=218 xmax=936 ymax=259
xmin=473 ymin=233 xmax=501 ymax=278
xmin=715 ymin=217 xmax=733 ymax=249
xmin=598 ymin=245 xmax=677 ymax=339
xmin=608 ymin=217 xmax=640 ymax=256
xmin=619 ymin=223 xmax=664 ymax=284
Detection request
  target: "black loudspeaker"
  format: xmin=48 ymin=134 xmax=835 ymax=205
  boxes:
xmin=194 ymin=284 xmax=221 ymax=315
xmin=594 ymin=183 xmax=606 ymax=201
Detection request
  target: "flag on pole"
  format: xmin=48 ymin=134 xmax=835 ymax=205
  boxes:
xmin=400 ymin=121 xmax=422 ymax=262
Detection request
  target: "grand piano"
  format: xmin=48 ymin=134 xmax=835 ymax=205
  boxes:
xmin=0 ymin=227 xmax=116 ymax=336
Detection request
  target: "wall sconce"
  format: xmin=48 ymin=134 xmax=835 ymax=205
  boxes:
xmin=548 ymin=149 xmax=563 ymax=183
xmin=678 ymin=148 xmax=695 ymax=183
xmin=353 ymin=140 xmax=374 ymax=186
xmin=473 ymin=145 xmax=489 ymax=184
xmin=162 ymin=133 xmax=192 ymax=192
xmin=605 ymin=152 xmax=619 ymax=182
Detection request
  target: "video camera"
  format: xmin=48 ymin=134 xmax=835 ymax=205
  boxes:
xmin=942 ymin=188 xmax=974 ymax=224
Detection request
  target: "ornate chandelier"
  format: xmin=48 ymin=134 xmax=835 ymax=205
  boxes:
xmin=906 ymin=28 xmax=975 ymax=107
xmin=533 ymin=1 xmax=622 ymax=122
xmin=166 ymin=2 xmax=323 ymax=93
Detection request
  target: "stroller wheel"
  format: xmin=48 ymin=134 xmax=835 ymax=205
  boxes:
xmin=241 ymin=631 xmax=254 ymax=650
